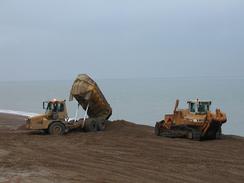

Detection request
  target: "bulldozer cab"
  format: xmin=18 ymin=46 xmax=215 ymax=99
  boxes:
xmin=43 ymin=99 xmax=68 ymax=120
xmin=188 ymin=100 xmax=211 ymax=114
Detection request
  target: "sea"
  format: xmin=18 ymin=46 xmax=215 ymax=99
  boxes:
xmin=0 ymin=77 xmax=243 ymax=136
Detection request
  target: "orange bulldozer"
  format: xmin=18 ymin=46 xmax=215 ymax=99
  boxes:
xmin=155 ymin=99 xmax=227 ymax=140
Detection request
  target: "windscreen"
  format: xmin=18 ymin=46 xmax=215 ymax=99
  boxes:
xmin=46 ymin=102 xmax=64 ymax=113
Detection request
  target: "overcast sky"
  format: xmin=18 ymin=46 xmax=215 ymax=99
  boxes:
xmin=0 ymin=0 xmax=243 ymax=81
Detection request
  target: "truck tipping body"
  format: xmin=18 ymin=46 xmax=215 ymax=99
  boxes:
xmin=69 ymin=74 xmax=112 ymax=120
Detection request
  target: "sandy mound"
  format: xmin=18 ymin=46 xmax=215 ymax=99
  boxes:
xmin=0 ymin=114 xmax=244 ymax=183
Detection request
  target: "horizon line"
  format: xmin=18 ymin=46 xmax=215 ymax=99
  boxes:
xmin=0 ymin=75 xmax=244 ymax=82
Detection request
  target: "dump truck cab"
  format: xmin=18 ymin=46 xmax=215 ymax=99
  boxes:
xmin=26 ymin=99 xmax=68 ymax=135
xmin=43 ymin=99 xmax=68 ymax=121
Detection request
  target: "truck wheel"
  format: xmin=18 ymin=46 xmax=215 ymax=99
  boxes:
xmin=84 ymin=120 xmax=97 ymax=132
xmin=48 ymin=122 xmax=65 ymax=135
xmin=155 ymin=122 xmax=162 ymax=136
xmin=97 ymin=120 xmax=106 ymax=131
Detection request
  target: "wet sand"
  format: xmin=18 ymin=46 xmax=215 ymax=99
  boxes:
xmin=0 ymin=113 xmax=244 ymax=183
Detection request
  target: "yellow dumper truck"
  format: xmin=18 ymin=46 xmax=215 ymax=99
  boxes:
xmin=26 ymin=74 xmax=112 ymax=135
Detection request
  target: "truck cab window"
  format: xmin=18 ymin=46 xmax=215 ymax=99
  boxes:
xmin=58 ymin=103 xmax=64 ymax=112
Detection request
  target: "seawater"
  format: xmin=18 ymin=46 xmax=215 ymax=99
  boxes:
xmin=0 ymin=77 xmax=243 ymax=136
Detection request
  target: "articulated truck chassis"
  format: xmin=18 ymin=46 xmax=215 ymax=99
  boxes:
xmin=26 ymin=74 xmax=112 ymax=135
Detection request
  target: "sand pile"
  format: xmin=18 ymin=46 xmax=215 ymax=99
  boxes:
xmin=0 ymin=113 xmax=244 ymax=183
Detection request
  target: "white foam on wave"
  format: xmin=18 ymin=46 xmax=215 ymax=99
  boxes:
xmin=0 ymin=110 xmax=39 ymax=117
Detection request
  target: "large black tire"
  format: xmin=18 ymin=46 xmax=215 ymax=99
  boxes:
xmin=155 ymin=122 xmax=162 ymax=136
xmin=84 ymin=120 xmax=97 ymax=132
xmin=97 ymin=120 xmax=106 ymax=131
xmin=48 ymin=122 xmax=65 ymax=135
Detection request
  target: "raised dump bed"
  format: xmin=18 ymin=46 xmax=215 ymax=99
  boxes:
xmin=69 ymin=74 xmax=112 ymax=120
